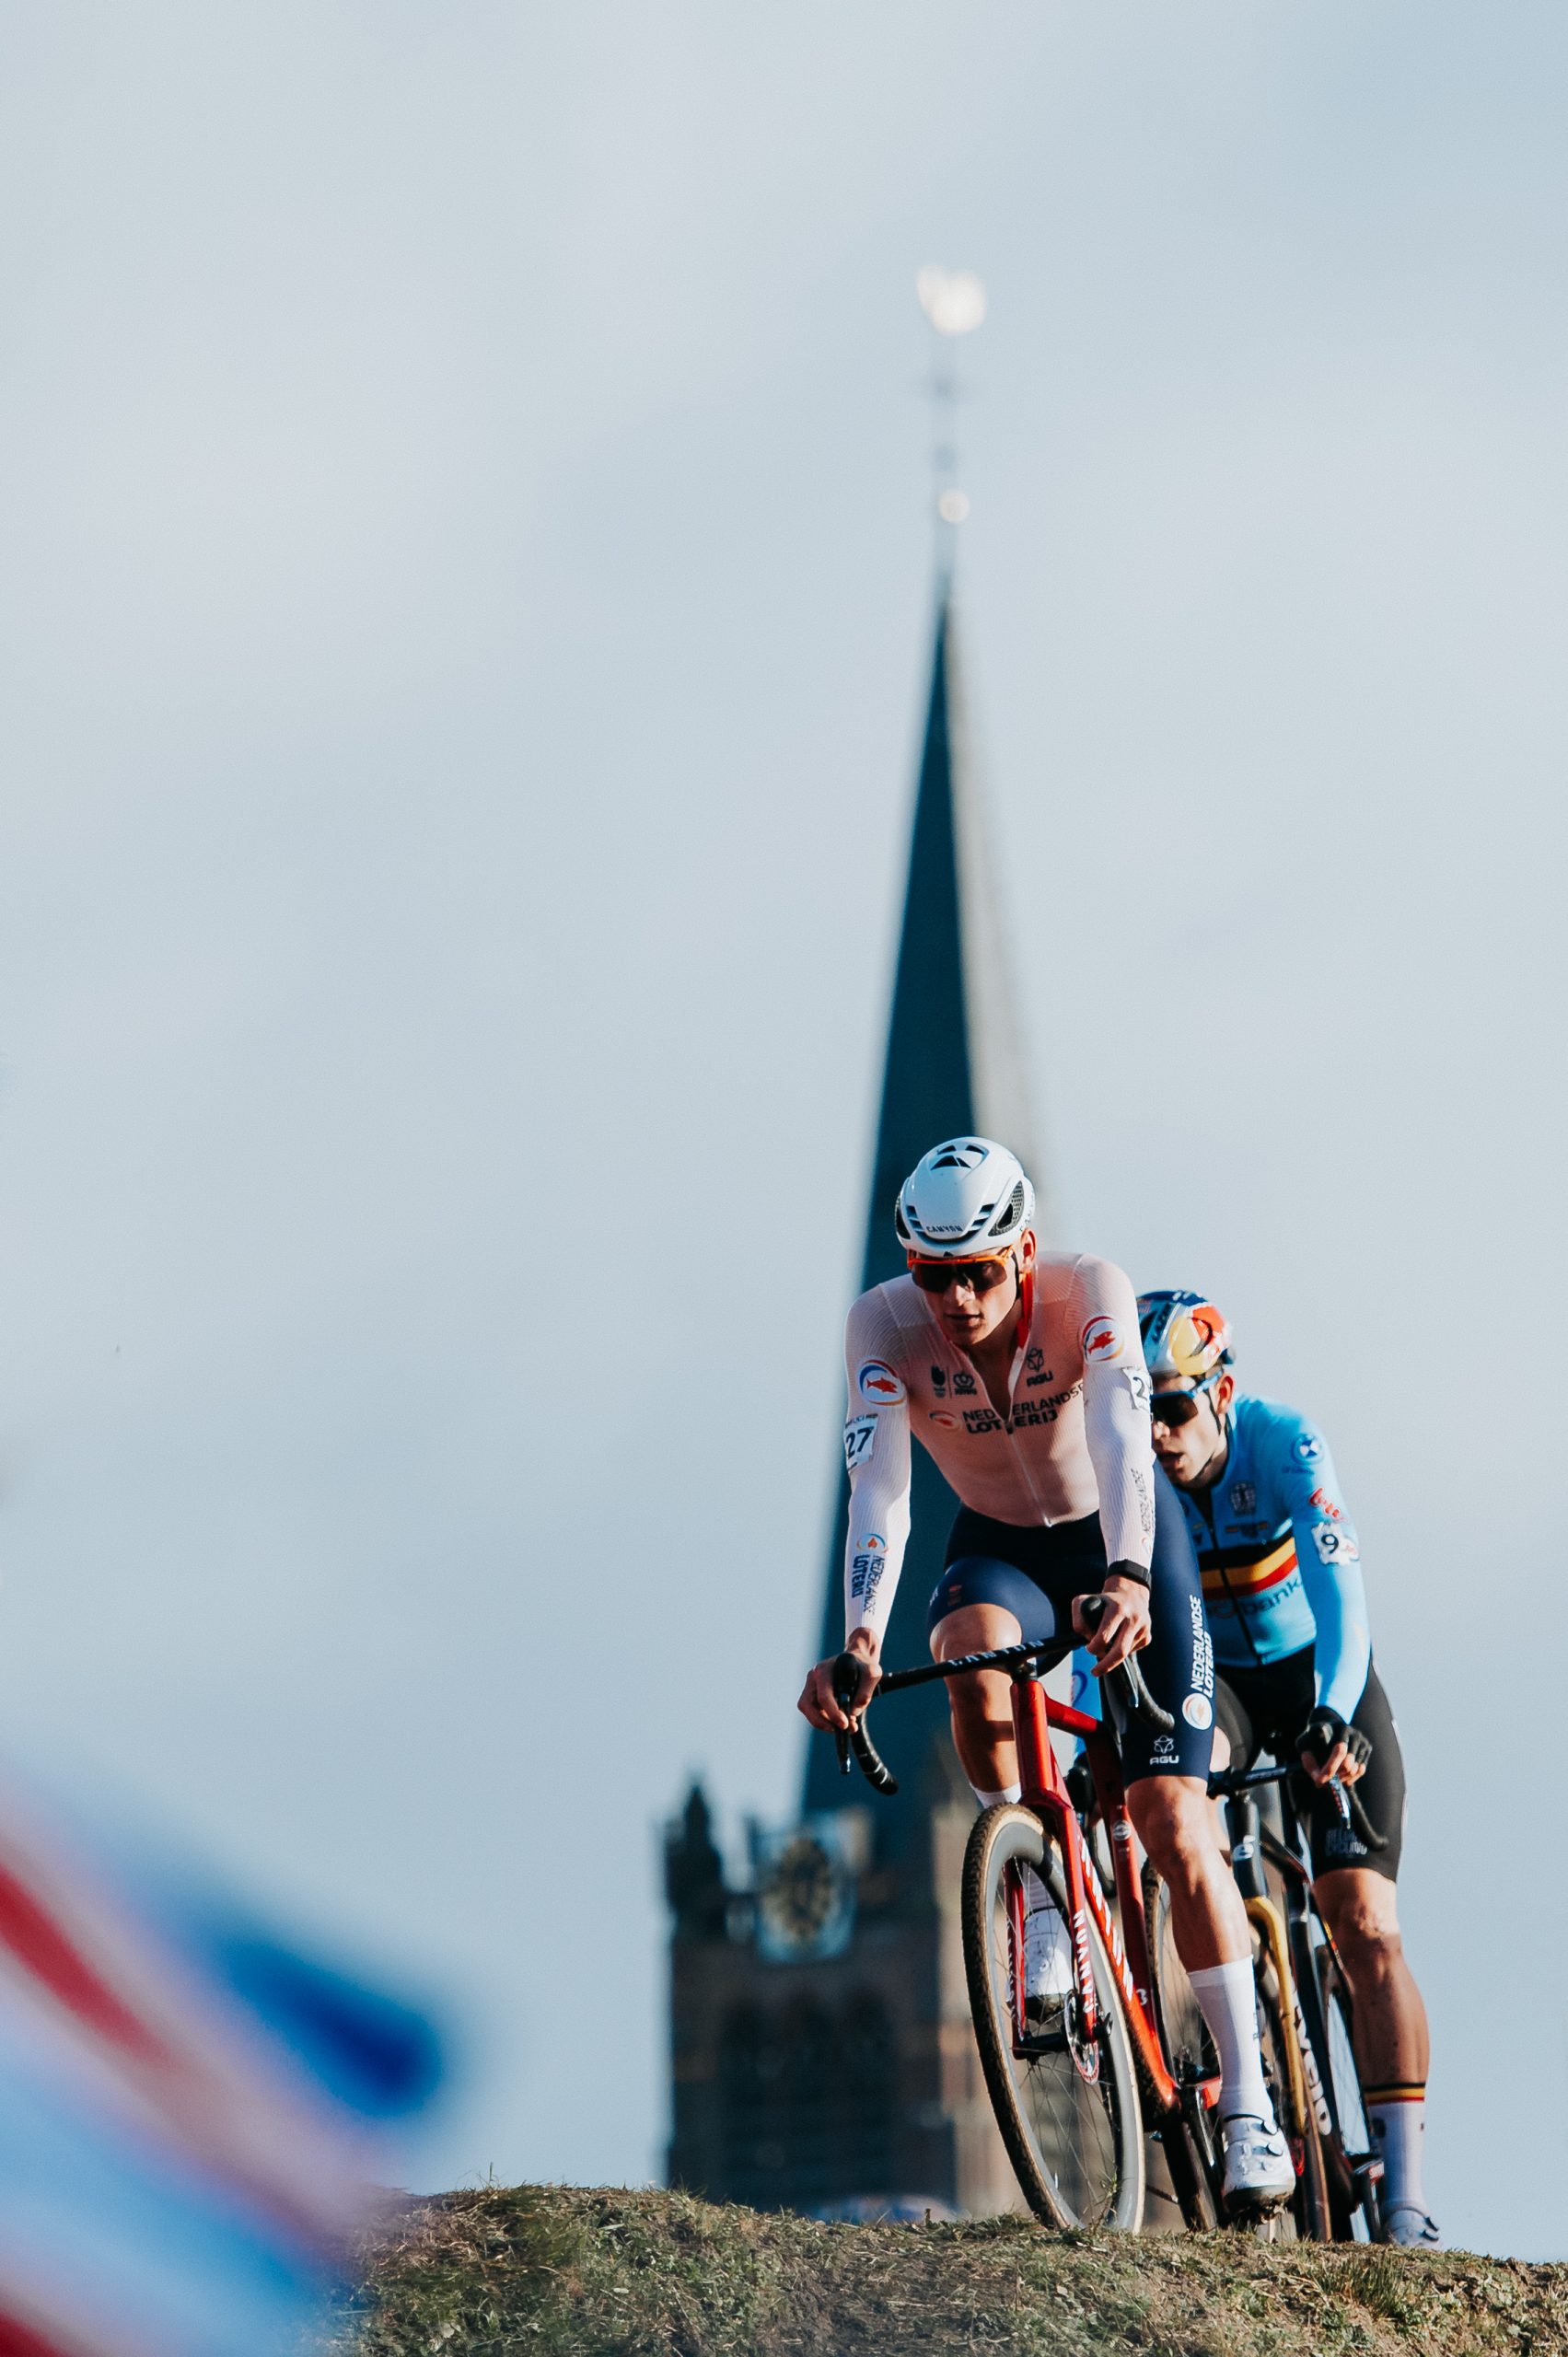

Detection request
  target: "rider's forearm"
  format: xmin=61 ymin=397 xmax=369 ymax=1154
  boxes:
xmin=1301 ymin=1566 xmax=1371 ymax=1722
xmin=1293 ymin=1510 xmax=1371 ymax=1718
xmin=843 ymin=1475 xmax=912 ymax=1642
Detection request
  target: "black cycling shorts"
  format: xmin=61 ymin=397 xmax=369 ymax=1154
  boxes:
xmin=1214 ymin=1649 xmax=1405 ymax=1884
xmin=924 ymin=1464 xmax=1214 ymax=1785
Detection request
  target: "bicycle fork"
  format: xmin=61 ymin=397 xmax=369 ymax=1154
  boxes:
xmin=1013 ymin=1668 xmax=1180 ymax=2114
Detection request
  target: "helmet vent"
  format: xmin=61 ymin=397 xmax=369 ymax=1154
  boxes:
xmin=988 ymin=1182 xmax=1026 ymax=1237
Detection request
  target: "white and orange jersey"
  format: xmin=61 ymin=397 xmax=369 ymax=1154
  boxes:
xmin=841 ymin=1250 xmax=1156 ymax=1640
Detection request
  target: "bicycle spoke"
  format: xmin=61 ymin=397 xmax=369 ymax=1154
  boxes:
xmin=985 ymin=1871 xmax=1121 ymax=2223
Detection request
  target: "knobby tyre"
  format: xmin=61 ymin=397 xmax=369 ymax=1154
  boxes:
xmin=961 ymin=1804 xmax=1144 ymax=2231
xmin=1313 ymin=1945 xmax=1381 ymax=2242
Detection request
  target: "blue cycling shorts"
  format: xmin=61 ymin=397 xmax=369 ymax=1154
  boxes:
xmin=925 ymin=1465 xmax=1215 ymax=1784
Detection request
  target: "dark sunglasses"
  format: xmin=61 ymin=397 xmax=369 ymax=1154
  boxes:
xmin=908 ymin=1253 xmax=1016 ymax=1296
xmin=1150 ymin=1378 xmax=1217 ymax=1428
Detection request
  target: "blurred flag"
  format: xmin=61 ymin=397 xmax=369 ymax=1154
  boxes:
xmin=0 ymin=1771 xmax=442 ymax=2356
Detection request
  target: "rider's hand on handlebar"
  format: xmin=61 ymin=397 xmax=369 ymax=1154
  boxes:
xmin=797 ymin=1628 xmax=882 ymax=1731
xmin=1295 ymin=1708 xmax=1372 ymax=1788
xmin=1073 ymin=1574 xmax=1152 ymax=1676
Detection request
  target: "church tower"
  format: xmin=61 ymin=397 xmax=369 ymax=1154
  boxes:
xmin=665 ymin=588 xmax=1040 ymax=2217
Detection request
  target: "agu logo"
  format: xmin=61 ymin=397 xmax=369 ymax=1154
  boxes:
xmin=857 ymin=1360 xmax=906 ymax=1405
xmin=1081 ymin=1316 xmax=1122 ymax=1364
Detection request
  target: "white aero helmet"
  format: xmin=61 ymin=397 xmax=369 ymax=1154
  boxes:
xmin=894 ymin=1137 xmax=1036 ymax=1260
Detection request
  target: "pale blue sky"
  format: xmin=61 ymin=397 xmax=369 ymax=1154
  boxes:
xmin=0 ymin=2 xmax=1564 ymax=2253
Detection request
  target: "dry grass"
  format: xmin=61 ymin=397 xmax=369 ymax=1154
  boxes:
xmin=326 ymin=2184 xmax=1568 ymax=2357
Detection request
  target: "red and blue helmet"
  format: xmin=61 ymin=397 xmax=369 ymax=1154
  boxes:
xmin=1137 ymin=1290 xmax=1233 ymax=1381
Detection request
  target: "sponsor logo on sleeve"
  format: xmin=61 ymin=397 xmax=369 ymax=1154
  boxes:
xmin=1307 ymin=1485 xmax=1342 ymax=1520
xmin=849 ymin=1553 xmax=886 ymax=1605
xmin=1293 ymin=1433 xmax=1323 ymax=1464
xmin=1026 ymin=1345 xmax=1045 ymax=1375
xmin=1081 ymin=1315 xmax=1122 ymax=1364
xmin=930 ymin=1365 xmax=947 ymax=1397
xmin=1182 ymin=1693 xmax=1214 ymax=1731
xmin=857 ymin=1360 xmax=906 ymax=1405
xmin=1229 ymin=1481 xmax=1256 ymax=1515
xmin=1312 ymin=1525 xmax=1361 ymax=1564
xmin=842 ymin=1416 xmax=877 ymax=1472
xmin=951 ymin=1367 xmax=977 ymax=1396
xmin=928 ymin=1409 xmax=959 ymax=1428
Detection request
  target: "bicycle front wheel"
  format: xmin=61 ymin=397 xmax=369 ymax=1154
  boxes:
xmin=961 ymin=1804 xmax=1144 ymax=2231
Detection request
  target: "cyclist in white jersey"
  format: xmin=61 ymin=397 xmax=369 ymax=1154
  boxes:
xmin=797 ymin=1139 xmax=1294 ymax=2215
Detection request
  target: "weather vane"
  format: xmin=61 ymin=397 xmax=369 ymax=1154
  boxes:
xmin=916 ymin=265 xmax=986 ymax=574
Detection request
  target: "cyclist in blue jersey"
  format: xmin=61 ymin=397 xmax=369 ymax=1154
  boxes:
xmin=1134 ymin=1292 xmax=1438 ymax=2249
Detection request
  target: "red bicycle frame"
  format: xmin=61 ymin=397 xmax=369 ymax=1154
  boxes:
xmin=1009 ymin=1666 xmax=1218 ymax=2121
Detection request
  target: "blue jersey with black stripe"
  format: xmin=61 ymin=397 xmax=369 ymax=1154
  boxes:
xmin=1167 ymin=1395 xmax=1371 ymax=1721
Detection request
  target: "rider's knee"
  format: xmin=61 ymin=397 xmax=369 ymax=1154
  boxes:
xmin=930 ymin=1604 xmax=1017 ymax=1663
xmin=1333 ymin=1904 xmax=1402 ymax=1970
xmin=1318 ymin=1874 xmax=1401 ymax=1967
xmin=1128 ymin=1776 xmax=1206 ymax=1871
xmin=945 ymin=1667 xmax=993 ymax=1723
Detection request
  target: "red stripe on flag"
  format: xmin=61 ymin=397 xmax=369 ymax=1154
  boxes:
xmin=0 ymin=1864 xmax=166 ymax=2063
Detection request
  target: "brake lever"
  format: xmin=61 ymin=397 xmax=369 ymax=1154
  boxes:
xmin=1327 ymin=1774 xmax=1388 ymax=1852
xmin=830 ymin=1652 xmax=900 ymax=1797
xmin=1078 ymin=1594 xmax=1175 ymax=1733
xmin=1117 ymin=1649 xmax=1175 ymax=1734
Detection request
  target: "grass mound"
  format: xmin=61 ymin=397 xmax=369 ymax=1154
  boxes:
xmin=331 ymin=2184 xmax=1564 ymax=2356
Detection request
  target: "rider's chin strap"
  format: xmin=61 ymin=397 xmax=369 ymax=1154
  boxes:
xmin=1194 ymin=1385 xmax=1231 ymax=1486
xmin=1015 ymin=1257 xmax=1034 ymax=1356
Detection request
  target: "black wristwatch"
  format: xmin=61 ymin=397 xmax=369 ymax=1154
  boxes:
xmin=1105 ymin=1558 xmax=1152 ymax=1591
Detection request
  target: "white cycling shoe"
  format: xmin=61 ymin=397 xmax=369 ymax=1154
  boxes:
xmin=1022 ymin=1902 xmax=1074 ymax=2025
xmin=1383 ymin=2201 xmax=1443 ymax=2249
xmin=1219 ymin=2113 xmax=1295 ymax=2214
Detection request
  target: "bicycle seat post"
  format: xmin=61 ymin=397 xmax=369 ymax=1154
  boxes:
xmin=1225 ymin=1787 xmax=1269 ymax=1903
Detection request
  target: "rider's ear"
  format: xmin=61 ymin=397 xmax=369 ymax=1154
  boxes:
xmin=1019 ymin=1230 xmax=1037 ymax=1269
xmin=1215 ymin=1371 xmax=1235 ymax=1414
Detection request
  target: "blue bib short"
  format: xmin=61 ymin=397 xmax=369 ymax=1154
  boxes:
xmin=925 ymin=1464 xmax=1214 ymax=1784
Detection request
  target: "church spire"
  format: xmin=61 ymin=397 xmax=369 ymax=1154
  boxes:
xmin=802 ymin=591 xmax=1039 ymax=1818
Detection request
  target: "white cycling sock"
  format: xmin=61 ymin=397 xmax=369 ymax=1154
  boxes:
xmin=1189 ymin=1960 xmax=1275 ymax=2130
xmin=970 ymin=1782 xmax=1051 ymax=1915
xmin=1365 ymin=2085 xmax=1426 ymax=2214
